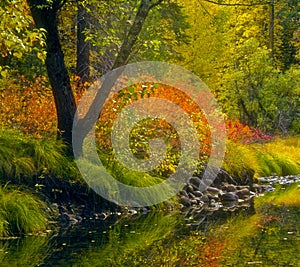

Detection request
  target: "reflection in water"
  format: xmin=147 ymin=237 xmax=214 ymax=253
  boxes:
xmin=222 ymin=207 xmax=300 ymax=267
xmin=0 ymin=235 xmax=49 ymax=267
xmin=0 ymin=204 xmax=299 ymax=266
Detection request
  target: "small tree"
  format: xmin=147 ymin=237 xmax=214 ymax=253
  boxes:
xmin=27 ymin=0 xmax=164 ymax=154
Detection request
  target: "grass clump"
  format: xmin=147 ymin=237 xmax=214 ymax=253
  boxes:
xmin=253 ymin=137 xmax=300 ymax=176
xmin=222 ymin=140 xmax=260 ymax=180
xmin=0 ymin=185 xmax=49 ymax=237
xmin=0 ymin=127 xmax=79 ymax=183
xmin=223 ymin=137 xmax=300 ymax=179
xmin=78 ymin=152 xmax=176 ymax=208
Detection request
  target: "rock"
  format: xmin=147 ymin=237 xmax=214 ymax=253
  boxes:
xmin=194 ymin=197 xmax=203 ymax=205
xmin=188 ymin=193 xmax=196 ymax=199
xmin=190 ymin=199 xmax=198 ymax=205
xmin=201 ymin=166 xmax=237 ymax=186
xmin=252 ymin=183 xmax=263 ymax=193
xmin=189 ymin=176 xmax=202 ymax=188
xmin=223 ymin=184 xmax=236 ymax=192
xmin=207 ymin=186 xmax=221 ymax=195
xmin=262 ymin=185 xmax=276 ymax=192
xmin=200 ymin=195 xmax=210 ymax=203
xmin=193 ymin=191 xmax=203 ymax=198
xmin=222 ymin=201 xmax=237 ymax=209
xmin=220 ymin=192 xmax=238 ymax=202
xmin=236 ymin=188 xmax=251 ymax=198
xmin=180 ymin=196 xmax=191 ymax=207
xmin=186 ymin=185 xmax=195 ymax=194
xmin=236 ymin=185 xmax=250 ymax=190
xmin=180 ymin=190 xmax=189 ymax=198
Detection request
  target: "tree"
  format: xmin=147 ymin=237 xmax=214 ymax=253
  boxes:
xmin=26 ymin=0 xmax=165 ymax=154
xmin=76 ymin=0 xmax=90 ymax=85
xmin=27 ymin=0 xmax=77 ymax=152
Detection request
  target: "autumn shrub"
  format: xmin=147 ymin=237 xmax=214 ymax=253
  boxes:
xmin=0 ymin=74 xmax=87 ymax=137
xmin=226 ymin=119 xmax=274 ymax=144
xmin=0 ymin=74 xmax=294 ymax=184
xmin=0 ymin=75 xmax=57 ymax=136
xmin=95 ymin=82 xmax=213 ymax=178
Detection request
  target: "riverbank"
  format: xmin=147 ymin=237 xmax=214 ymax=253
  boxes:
xmin=0 ymin=182 xmax=299 ymax=266
xmin=0 ymin=127 xmax=299 ymax=237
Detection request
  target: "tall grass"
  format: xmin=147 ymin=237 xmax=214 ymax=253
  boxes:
xmin=253 ymin=137 xmax=300 ymax=176
xmin=78 ymin=152 xmax=176 ymax=208
xmin=223 ymin=137 xmax=300 ymax=179
xmin=0 ymin=185 xmax=49 ymax=236
xmin=0 ymin=127 xmax=79 ymax=183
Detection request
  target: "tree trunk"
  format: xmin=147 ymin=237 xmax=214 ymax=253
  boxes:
xmin=269 ymin=0 xmax=275 ymax=59
xmin=74 ymin=0 xmax=163 ymax=156
xmin=76 ymin=0 xmax=90 ymax=85
xmin=27 ymin=0 xmax=76 ymax=153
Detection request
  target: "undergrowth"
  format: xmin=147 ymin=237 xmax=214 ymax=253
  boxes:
xmin=0 ymin=185 xmax=49 ymax=237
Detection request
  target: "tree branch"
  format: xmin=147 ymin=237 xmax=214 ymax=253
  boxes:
xmin=112 ymin=0 xmax=162 ymax=69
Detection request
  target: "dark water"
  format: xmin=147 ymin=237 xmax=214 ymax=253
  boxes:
xmin=1 ymin=202 xmax=299 ymax=266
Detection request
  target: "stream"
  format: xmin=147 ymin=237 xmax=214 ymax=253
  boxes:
xmin=0 ymin=177 xmax=299 ymax=266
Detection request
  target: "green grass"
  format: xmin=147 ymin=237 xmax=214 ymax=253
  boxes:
xmin=0 ymin=127 xmax=80 ymax=183
xmin=0 ymin=185 xmax=49 ymax=237
xmin=223 ymin=137 xmax=300 ymax=179
xmin=77 ymin=152 xmax=177 ymax=208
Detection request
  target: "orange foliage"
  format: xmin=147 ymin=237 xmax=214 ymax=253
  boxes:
xmin=0 ymin=75 xmax=57 ymax=137
xmin=226 ymin=119 xmax=274 ymax=144
xmin=97 ymin=82 xmax=212 ymax=156
xmin=0 ymin=75 xmax=85 ymax=137
xmin=0 ymin=75 xmax=272 ymax=148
